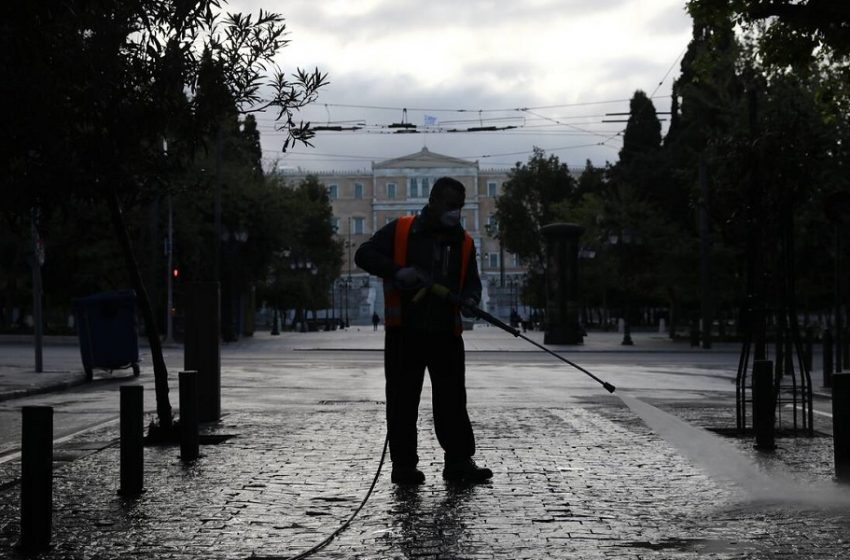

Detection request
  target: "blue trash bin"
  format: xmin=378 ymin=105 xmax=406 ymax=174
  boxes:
xmin=73 ymin=290 xmax=140 ymax=380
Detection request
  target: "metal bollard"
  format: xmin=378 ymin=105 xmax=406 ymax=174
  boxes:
xmin=179 ymin=370 xmax=199 ymax=461
xmin=20 ymin=406 xmax=52 ymax=551
xmin=184 ymin=282 xmax=221 ymax=422
xmin=119 ymin=385 xmax=144 ymax=495
xmin=833 ymin=373 xmax=850 ymax=481
xmin=752 ymin=360 xmax=776 ymax=451
xmin=824 ymin=329 xmax=834 ymax=388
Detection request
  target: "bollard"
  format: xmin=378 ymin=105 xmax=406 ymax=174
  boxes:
xmin=824 ymin=329 xmax=834 ymax=388
xmin=179 ymin=370 xmax=199 ymax=461
xmin=833 ymin=373 xmax=850 ymax=481
xmin=184 ymin=282 xmax=221 ymax=422
xmin=20 ymin=406 xmax=52 ymax=551
xmin=752 ymin=360 xmax=776 ymax=451
xmin=119 ymin=385 xmax=144 ymax=495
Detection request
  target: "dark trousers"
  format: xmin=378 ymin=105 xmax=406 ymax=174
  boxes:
xmin=384 ymin=329 xmax=476 ymax=467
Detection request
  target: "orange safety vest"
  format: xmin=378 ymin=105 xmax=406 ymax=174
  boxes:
xmin=383 ymin=215 xmax=474 ymax=334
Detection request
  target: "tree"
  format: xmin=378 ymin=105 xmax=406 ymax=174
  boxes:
xmin=259 ymin=175 xmax=342 ymax=327
xmin=2 ymin=2 xmax=327 ymax=436
xmin=618 ymin=91 xmax=662 ymax=167
xmin=495 ymin=148 xmax=578 ymax=267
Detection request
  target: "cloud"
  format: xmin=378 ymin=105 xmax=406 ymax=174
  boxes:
xmin=226 ymin=0 xmax=691 ymax=170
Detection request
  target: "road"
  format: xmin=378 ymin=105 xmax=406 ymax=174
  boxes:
xmin=0 ymin=336 xmax=834 ymax=464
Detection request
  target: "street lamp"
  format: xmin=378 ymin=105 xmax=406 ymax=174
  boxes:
xmin=345 ymin=217 xmax=359 ymax=327
xmin=485 ymin=221 xmax=505 ymax=288
xmin=609 ymin=231 xmax=634 ymax=346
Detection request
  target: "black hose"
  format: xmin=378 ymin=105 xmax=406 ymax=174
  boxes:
xmin=248 ymin=433 xmax=389 ymax=560
xmin=425 ymin=283 xmax=615 ymax=393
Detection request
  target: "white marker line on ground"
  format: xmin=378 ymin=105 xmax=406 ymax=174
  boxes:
xmin=0 ymin=416 xmax=119 ymax=465
xmin=784 ymin=404 xmax=832 ymax=418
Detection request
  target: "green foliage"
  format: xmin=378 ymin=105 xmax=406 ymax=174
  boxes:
xmin=619 ymin=91 xmax=662 ymax=166
xmin=2 ymin=1 xmax=327 ymax=215
xmin=259 ymin=176 xmax=343 ymax=313
xmin=495 ymin=148 xmax=578 ymax=267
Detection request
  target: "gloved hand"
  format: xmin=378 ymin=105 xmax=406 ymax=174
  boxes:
xmin=460 ymin=297 xmax=479 ymax=318
xmin=394 ymin=267 xmax=427 ymax=290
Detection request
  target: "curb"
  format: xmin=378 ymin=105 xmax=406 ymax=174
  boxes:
xmin=0 ymin=376 xmax=89 ymax=403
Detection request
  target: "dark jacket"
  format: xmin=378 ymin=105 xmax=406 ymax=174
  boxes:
xmin=355 ymin=206 xmax=482 ymax=333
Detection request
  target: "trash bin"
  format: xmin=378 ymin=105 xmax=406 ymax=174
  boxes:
xmin=73 ymin=290 xmax=140 ymax=380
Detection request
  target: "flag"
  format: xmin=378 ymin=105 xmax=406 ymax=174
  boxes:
xmin=423 ymin=114 xmax=438 ymax=127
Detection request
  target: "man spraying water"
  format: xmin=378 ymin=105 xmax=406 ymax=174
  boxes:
xmin=355 ymin=176 xmax=493 ymax=485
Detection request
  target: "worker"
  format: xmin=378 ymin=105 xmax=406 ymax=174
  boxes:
xmin=355 ymin=176 xmax=492 ymax=485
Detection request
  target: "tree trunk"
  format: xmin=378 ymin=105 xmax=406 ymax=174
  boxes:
xmin=107 ymin=189 xmax=173 ymax=433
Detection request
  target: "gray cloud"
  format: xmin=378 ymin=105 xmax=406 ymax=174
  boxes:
xmin=229 ymin=0 xmax=686 ymax=171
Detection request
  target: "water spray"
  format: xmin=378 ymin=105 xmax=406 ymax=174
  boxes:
xmin=416 ymin=283 xmax=616 ymax=393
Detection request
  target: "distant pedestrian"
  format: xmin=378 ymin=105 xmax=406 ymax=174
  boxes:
xmin=372 ymin=312 xmax=381 ymax=331
xmin=355 ymin=176 xmax=492 ymax=485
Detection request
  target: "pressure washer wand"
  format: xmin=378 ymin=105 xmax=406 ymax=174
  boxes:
xmin=421 ymin=283 xmax=616 ymax=393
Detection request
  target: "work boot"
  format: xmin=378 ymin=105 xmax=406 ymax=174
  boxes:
xmin=442 ymin=457 xmax=493 ymax=483
xmin=391 ymin=465 xmax=425 ymax=485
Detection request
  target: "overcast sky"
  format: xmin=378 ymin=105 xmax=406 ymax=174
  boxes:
xmin=229 ymin=0 xmax=693 ymax=173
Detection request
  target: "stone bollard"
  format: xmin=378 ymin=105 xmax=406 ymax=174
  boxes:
xmin=752 ymin=360 xmax=776 ymax=451
xmin=20 ymin=406 xmax=52 ymax=551
xmin=824 ymin=329 xmax=834 ymax=388
xmin=833 ymin=373 xmax=850 ymax=481
xmin=179 ymin=370 xmax=199 ymax=462
xmin=184 ymin=282 xmax=221 ymax=422
xmin=119 ymin=385 xmax=144 ymax=495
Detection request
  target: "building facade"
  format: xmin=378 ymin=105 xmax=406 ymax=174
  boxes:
xmin=280 ymin=148 xmax=526 ymax=324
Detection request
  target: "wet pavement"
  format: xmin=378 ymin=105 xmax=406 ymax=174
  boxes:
xmin=1 ymin=329 xmax=848 ymax=558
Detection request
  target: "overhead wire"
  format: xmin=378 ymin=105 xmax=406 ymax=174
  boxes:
xmin=257 ymin=51 xmax=686 ymax=168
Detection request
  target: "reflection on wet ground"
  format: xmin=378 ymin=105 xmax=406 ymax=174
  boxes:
xmin=385 ymin=482 xmax=478 ymax=558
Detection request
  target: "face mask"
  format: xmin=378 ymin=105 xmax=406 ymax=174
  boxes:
xmin=440 ymin=209 xmax=462 ymax=228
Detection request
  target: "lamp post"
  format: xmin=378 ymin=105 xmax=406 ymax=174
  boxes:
xmin=609 ymin=231 xmax=634 ymax=346
xmin=289 ymin=255 xmax=318 ymax=332
xmin=485 ymin=222 xmax=505 ymax=288
xmin=345 ymin=217 xmax=359 ymax=327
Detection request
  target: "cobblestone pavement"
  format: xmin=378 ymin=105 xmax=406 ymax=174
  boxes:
xmin=3 ymin=394 xmax=850 ymax=559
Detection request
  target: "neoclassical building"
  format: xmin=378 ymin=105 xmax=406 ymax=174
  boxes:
xmin=279 ymin=148 xmax=526 ymax=323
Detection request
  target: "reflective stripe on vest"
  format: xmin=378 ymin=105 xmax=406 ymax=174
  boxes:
xmin=383 ymin=216 xmax=415 ymax=327
xmin=383 ymin=216 xmax=474 ymax=335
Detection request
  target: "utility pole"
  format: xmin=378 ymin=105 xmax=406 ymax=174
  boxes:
xmin=346 ymin=217 xmax=352 ymax=327
xmin=699 ymin=154 xmax=713 ymax=349
xmin=166 ymin=195 xmax=174 ymax=343
xmin=31 ymin=208 xmax=43 ymax=373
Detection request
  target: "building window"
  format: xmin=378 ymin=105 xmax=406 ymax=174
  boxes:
xmin=460 ymin=215 xmax=467 ymax=229
xmin=487 ymin=252 xmax=500 ymax=269
xmin=486 ymin=214 xmax=497 ymax=233
xmin=409 ymin=177 xmax=419 ymax=198
xmin=354 ymin=183 xmax=364 ymax=199
xmin=332 ymin=217 xmax=340 ymax=232
xmin=421 ymin=177 xmax=431 ymax=199
xmin=328 ymin=184 xmax=339 ymax=199
xmin=352 ymin=217 xmax=365 ymax=235
xmin=487 ymin=181 xmax=498 ymax=198
xmin=386 ymin=183 xmax=397 ymax=199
